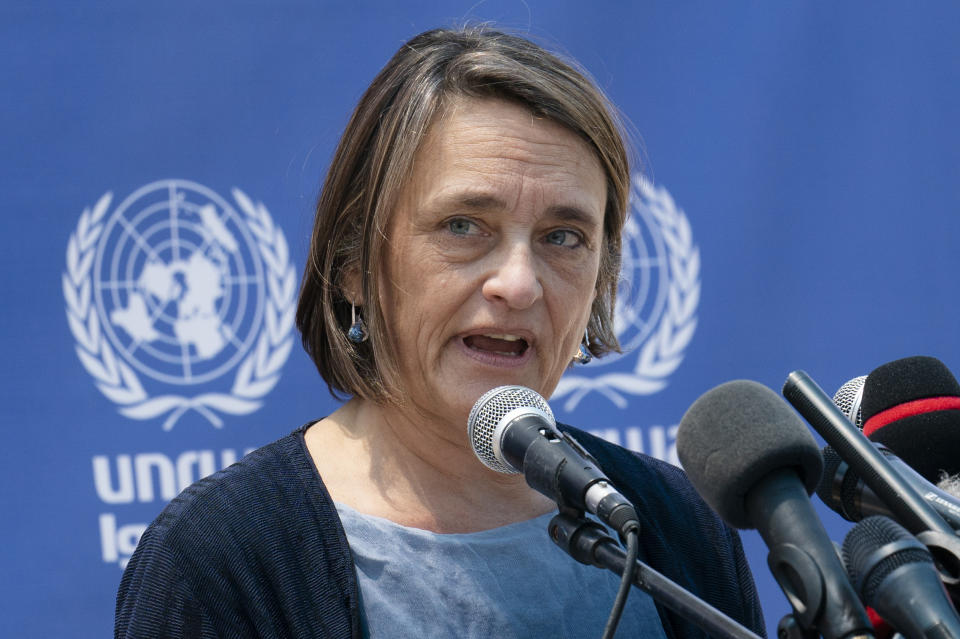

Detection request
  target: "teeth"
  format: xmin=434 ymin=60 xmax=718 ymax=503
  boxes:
xmin=484 ymin=334 xmax=523 ymax=341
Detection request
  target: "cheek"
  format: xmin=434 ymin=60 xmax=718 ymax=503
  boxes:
xmin=546 ymin=255 xmax=600 ymax=305
xmin=546 ymin=267 xmax=598 ymax=345
xmin=388 ymin=271 xmax=461 ymax=348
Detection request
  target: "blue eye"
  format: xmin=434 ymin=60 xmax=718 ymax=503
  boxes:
xmin=545 ymin=229 xmax=582 ymax=247
xmin=448 ymin=218 xmax=475 ymax=235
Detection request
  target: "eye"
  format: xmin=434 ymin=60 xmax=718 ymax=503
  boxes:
xmin=447 ymin=218 xmax=478 ymax=236
xmin=544 ymin=229 xmax=583 ymax=248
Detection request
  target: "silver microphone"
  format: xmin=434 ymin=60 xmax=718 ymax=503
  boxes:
xmin=833 ymin=375 xmax=866 ymax=428
xmin=468 ymin=385 xmax=556 ymax=475
xmin=467 ymin=385 xmax=639 ymax=535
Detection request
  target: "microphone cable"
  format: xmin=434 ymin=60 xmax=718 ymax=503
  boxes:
xmin=602 ymin=523 xmax=639 ymax=639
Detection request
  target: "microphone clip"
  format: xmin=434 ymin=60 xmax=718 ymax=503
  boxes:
xmin=549 ymin=509 xmax=611 ymax=567
xmin=914 ymin=529 xmax=960 ymax=590
xmin=556 ymin=428 xmax=602 ymax=466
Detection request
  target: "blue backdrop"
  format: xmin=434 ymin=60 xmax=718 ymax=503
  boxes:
xmin=3 ymin=2 xmax=960 ymax=636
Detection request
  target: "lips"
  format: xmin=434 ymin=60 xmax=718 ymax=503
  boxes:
xmin=463 ymin=334 xmax=529 ymax=356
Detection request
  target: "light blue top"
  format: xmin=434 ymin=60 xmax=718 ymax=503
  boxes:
xmin=336 ymin=502 xmax=668 ymax=638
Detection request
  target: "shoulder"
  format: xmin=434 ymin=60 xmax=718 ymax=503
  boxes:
xmin=116 ymin=426 xmax=360 ymax=638
xmin=132 ymin=425 xmax=353 ymax=572
xmin=150 ymin=428 xmax=321 ymax=545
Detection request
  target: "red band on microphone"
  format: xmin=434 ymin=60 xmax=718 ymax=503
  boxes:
xmin=863 ymin=396 xmax=960 ymax=437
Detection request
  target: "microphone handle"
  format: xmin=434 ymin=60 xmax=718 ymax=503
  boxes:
xmin=843 ymin=455 xmax=960 ymax=531
xmin=885 ymin=455 xmax=960 ymax=531
xmin=871 ymin=563 xmax=960 ymax=639
xmin=500 ymin=414 xmax=639 ymax=535
xmin=748 ymin=468 xmax=873 ymax=639
xmin=549 ymin=513 xmax=763 ymax=639
xmin=500 ymin=413 xmax=608 ymax=511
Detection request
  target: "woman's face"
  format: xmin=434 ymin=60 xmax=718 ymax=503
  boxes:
xmin=380 ymin=97 xmax=607 ymax=427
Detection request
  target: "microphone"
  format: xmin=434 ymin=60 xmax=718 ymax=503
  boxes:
xmin=468 ymin=385 xmax=639 ymax=536
xmin=818 ymin=444 xmax=960 ymax=531
xmin=843 ymin=516 xmax=960 ymax=639
xmin=784 ymin=371 xmax=958 ymax=536
xmin=860 ymin=356 xmax=960 ymax=484
xmin=677 ymin=380 xmax=874 ymax=639
xmin=784 ymin=371 xmax=960 ymax=593
xmin=834 ymin=375 xmax=866 ymax=429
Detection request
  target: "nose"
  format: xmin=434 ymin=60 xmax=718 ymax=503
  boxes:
xmin=481 ymin=243 xmax=543 ymax=309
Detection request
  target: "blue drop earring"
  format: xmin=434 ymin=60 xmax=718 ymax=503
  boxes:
xmin=573 ymin=328 xmax=592 ymax=365
xmin=348 ymin=304 xmax=369 ymax=344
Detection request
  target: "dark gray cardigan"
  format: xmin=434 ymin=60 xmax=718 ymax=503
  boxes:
xmin=116 ymin=424 xmax=765 ymax=638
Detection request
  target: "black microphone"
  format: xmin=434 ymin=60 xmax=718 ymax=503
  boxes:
xmin=467 ymin=385 xmax=639 ymax=536
xmin=818 ymin=444 xmax=960 ymax=531
xmin=860 ymin=356 xmax=960 ymax=484
xmin=843 ymin=516 xmax=960 ymax=639
xmin=783 ymin=370 xmax=960 ymax=592
xmin=784 ymin=371 xmax=958 ymax=537
xmin=677 ymin=379 xmax=874 ymax=639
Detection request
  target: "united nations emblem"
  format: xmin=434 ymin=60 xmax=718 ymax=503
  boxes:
xmin=553 ymin=177 xmax=700 ymax=412
xmin=63 ymin=180 xmax=296 ymax=429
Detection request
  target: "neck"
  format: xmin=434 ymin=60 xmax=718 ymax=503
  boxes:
xmin=310 ymin=397 xmax=555 ymax=533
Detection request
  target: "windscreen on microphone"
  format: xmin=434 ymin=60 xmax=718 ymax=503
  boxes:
xmin=677 ymin=380 xmax=823 ymax=529
xmin=861 ymin=356 xmax=960 ymax=482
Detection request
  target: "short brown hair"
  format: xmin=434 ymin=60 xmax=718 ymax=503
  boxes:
xmin=296 ymin=25 xmax=631 ymax=402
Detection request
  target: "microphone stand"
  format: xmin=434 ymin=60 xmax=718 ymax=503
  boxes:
xmin=549 ymin=510 xmax=764 ymax=639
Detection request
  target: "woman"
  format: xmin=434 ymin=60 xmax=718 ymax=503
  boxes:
xmin=116 ymin=27 xmax=764 ymax=638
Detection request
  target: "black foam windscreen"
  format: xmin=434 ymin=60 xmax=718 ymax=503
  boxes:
xmin=862 ymin=356 xmax=960 ymax=481
xmin=677 ymin=380 xmax=823 ymax=529
xmin=861 ymin=356 xmax=960 ymax=417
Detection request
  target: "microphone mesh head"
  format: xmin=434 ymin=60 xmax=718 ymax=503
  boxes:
xmin=467 ymin=385 xmax=555 ymax=475
xmin=842 ymin=515 xmax=931 ymax=602
xmin=833 ymin=375 xmax=866 ymax=428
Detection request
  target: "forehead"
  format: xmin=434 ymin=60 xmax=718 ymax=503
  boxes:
xmin=397 ymin=97 xmax=607 ymax=216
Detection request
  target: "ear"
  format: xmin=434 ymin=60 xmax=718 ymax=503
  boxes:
xmin=340 ymin=264 xmax=363 ymax=306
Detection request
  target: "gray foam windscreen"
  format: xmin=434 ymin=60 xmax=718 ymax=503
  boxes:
xmin=677 ymin=379 xmax=823 ymax=529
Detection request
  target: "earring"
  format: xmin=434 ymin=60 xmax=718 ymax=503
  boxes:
xmin=573 ymin=328 xmax=592 ymax=365
xmin=348 ymin=304 xmax=369 ymax=344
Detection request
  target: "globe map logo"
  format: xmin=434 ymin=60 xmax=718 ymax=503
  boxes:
xmin=553 ymin=177 xmax=700 ymax=412
xmin=64 ymin=180 xmax=296 ymax=429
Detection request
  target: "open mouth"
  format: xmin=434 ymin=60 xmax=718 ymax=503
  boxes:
xmin=463 ymin=334 xmax=529 ymax=357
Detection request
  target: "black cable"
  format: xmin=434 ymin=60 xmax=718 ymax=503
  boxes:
xmin=601 ymin=524 xmax=640 ymax=639
xmin=551 ymin=513 xmax=761 ymax=639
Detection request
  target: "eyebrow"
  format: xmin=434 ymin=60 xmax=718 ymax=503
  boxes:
xmin=440 ymin=192 xmax=602 ymax=227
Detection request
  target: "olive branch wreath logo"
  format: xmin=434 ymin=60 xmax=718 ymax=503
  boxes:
xmin=553 ymin=177 xmax=700 ymax=411
xmin=63 ymin=187 xmax=296 ymax=430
